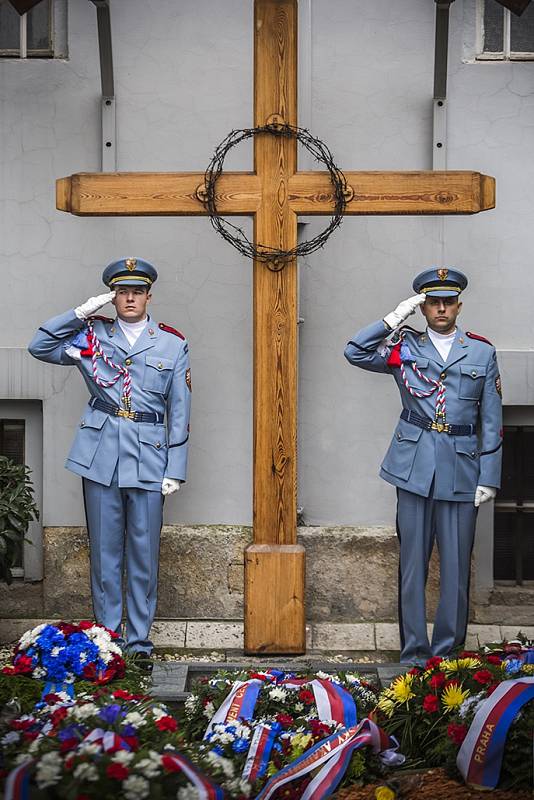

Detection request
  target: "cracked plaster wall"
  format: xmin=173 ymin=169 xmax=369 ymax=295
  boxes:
xmin=0 ymin=0 xmax=533 ymax=529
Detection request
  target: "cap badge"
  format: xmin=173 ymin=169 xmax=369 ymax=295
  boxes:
xmin=125 ymin=258 xmax=137 ymax=271
xmin=437 ymin=268 xmax=448 ymax=281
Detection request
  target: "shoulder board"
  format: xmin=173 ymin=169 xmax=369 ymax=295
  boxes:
xmin=89 ymin=315 xmax=114 ymax=324
xmin=158 ymin=322 xmax=185 ymax=340
xmin=466 ymin=331 xmax=493 ymax=346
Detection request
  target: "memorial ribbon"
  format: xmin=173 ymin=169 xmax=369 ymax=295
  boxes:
xmin=203 ymin=679 xmax=262 ymax=739
xmin=457 ymin=677 xmax=534 ymax=789
xmin=241 ymin=723 xmax=279 ymax=782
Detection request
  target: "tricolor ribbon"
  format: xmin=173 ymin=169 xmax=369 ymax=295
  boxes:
xmin=162 ymin=752 xmax=224 ymax=800
xmin=255 ymin=718 xmax=403 ymax=800
xmin=82 ymin=727 xmax=132 ymax=752
xmin=457 ymin=677 xmax=534 ymax=789
xmin=281 ymin=678 xmax=357 ymax=727
xmin=4 ymin=761 xmax=33 ymax=800
xmin=241 ymin=723 xmax=279 ymax=782
xmin=203 ymin=679 xmax=263 ymax=739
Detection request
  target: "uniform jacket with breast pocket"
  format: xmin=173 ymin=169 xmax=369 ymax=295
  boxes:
xmin=344 ymin=319 xmax=502 ymax=502
xmin=28 ymin=309 xmax=191 ymax=491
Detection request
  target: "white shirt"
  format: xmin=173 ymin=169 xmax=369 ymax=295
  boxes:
xmin=427 ymin=327 xmax=456 ymax=362
xmin=117 ymin=316 xmax=148 ymax=348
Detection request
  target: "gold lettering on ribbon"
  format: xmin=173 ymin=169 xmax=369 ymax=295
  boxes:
xmin=226 ymin=685 xmax=248 ymax=722
xmin=474 ymin=723 xmax=495 ymax=763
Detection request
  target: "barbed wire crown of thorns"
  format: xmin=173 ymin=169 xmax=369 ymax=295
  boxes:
xmin=200 ymin=124 xmax=349 ymax=269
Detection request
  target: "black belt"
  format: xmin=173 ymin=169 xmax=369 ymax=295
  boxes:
xmin=401 ymin=408 xmax=475 ymax=436
xmin=90 ymin=397 xmax=164 ymax=424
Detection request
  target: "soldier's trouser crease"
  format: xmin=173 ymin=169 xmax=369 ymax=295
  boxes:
xmin=82 ymin=473 xmax=163 ymax=653
xmin=396 ymin=488 xmax=477 ymax=663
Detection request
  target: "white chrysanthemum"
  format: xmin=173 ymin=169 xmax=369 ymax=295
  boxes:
xmin=151 ymin=706 xmax=167 ymax=721
xmin=177 ymin=785 xmax=202 ymax=800
xmin=124 ymin=711 xmax=147 ymax=727
xmin=203 ymin=701 xmax=215 ymax=719
xmin=123 ymin=775 xmax=150 ymax=800
xmin=77 ymin=742 xmax=101 ymax=756
xmin=213 ymin=723 xmax=226 ymax=733
xmin=35 ymin=752 xmax=63 ymax=789
xmin=14 ymin=752 xmax=33 ymax=765
xmin=72 ymin=703 xmax=98 ymax=720
xmin=112 ymin=750 xmax=135 ymax=765
xmin=19 ymin=623 xmax=47 ymax=649
xmin=1 ymin=731 xmax=20 ymax=745
xmin=234 ymin=724 xmax=251 ymax=739
xmin=32 ymin=666 xmax=47 ymax=679
xmin=51 ymin=646 xmax=64 ymax=657
xmin=205 ymin=752 xmax=235 ymax=778
xmin=458 ymin=691 xmax=485 ymax=719
xmin=184 ymin=695 xmax=199 ymax=714
xmin=135 ymin=754 xmax=161 ymax=779
xmin=294 ymin=702 xmax=304 ymax=712
xmin=268 ymin=687 xmax=288 ymax=701
xmin=217 ymin=732 xmax=236 ymax=744
xmin=72 ymin=762 xmax=99 ymax=782
xmin=315 ymin=671 xmax=331 ymax=680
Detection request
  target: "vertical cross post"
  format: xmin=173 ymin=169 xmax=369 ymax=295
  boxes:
xmin=244 ymin=0 xmax=305 ymax=654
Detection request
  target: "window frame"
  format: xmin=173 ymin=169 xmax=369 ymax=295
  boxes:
xmin=476 ymin=0 xmax=534 ymax=61
xmin=0 ymin=0 xmax=67 ymax=60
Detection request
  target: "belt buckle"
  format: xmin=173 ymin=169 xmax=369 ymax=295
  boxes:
xmin=117 ymin=408 xmax=135 ymax=420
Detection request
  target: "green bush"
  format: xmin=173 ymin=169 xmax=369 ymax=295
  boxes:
xmin=0 ymin=455 xmax=39 ymax=584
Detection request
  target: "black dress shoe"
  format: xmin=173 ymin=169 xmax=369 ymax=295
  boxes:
xmin=131 ymin=651 xmax=153 ymax=673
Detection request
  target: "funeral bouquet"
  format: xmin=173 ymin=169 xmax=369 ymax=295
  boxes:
xmin=1 ymin=621 xmax=125 ymax=687
xmin=376 ymin=641 xmax=534 ymax=790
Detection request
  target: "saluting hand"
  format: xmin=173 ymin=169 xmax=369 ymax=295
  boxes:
xmin=75 ymin=291 xmax=116 ymax=321
xmin=384 ymin=294 xmax=426 ymax=330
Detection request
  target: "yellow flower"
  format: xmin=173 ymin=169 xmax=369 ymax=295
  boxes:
xmin=521 ymin=663 xmax=534 ymax=675
xmin=377 ymin=693 xmax=396 ymax=718
xmin=375 ymin=787 xmax=396 ymax=800
xmin=291 ymin=732 xmax=312 ymax=750
xmin=440 ymin=657 xmax=481 ymax=673
xmin=390 ymin=673 xmax=415 ymax=704
xmin=441 ymin=682 xmax=470 ymax=712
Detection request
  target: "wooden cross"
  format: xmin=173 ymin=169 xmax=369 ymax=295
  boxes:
xmin=56 ymin=0 xmax=495 ymax=654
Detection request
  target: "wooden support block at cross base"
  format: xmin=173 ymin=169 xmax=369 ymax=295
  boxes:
xmin=244 ymin=544 xmax=306 ymax=654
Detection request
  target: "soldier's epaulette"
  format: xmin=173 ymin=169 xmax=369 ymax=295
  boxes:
xmin=89 ymin=315 xmax=114 ymax=324
xmin=466 ymin=331 xmax=493 ymax=346
xmin=158 ymin=322 xmax=185 ymax=340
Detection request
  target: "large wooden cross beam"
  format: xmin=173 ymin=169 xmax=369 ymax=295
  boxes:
xmin=56 ymin=0 xmax=495 ymax=654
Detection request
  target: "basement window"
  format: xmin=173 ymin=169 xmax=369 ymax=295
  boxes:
xmin=477 ymin=0 xmax=534 ymax=59
xmin=494 ymin=425 xmax=534 ymax=584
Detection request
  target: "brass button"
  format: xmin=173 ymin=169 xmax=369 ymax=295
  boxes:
xmin=125 ymin=358 xmax=132 ymax=366
xmin=440 ymin=372 xmax=446 ymax=380
xmin=155 ymin=442 xmax=161 ymax=449
xmin=471 ymin=370 xmax=477 ymax=377
xmin=157 ymin=362 xmax=163 ymax=370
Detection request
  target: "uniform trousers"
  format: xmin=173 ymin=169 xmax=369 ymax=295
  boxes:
xmin=396 ymin=487 xmax=477 ymax=664
xmin=82 ymin=469 xmax=163 ymax=654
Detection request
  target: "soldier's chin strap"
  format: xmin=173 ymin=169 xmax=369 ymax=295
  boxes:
xmin=87 ymin=321 xmax=132 ymax=413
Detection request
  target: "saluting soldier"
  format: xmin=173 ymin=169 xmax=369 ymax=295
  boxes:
xmin=344 ymin=269 xmax=502 ymax=666
xmin=29 ymin=258 xmax=191 ymax=667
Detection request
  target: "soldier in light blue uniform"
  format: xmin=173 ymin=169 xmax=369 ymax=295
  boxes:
xmin=29 ymin=258 xmax=191 ymax=663
xmin=344 ymin=269 xmax=502 ymax=665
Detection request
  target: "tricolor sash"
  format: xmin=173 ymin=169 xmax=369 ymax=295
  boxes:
xmin=241 ymin=723 xmax=278 ymax=782
xmin=4 ymin=761 xmax=33 ymax=800
xmin=162 ymin=752 xmax=224 ymax=800
xmin=457 ymin=677 xmax=534 ymax=789
xmin=255 ymin=718 xmax=402 ymax=800
xmin=203 ymin=679 xmax=262 ymax=738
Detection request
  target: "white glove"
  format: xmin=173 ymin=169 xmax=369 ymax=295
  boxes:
xmin=74 ymin=291 xmax=116 ymax=320
xmin=161 ymin=478 xmax=181 ymax=496
xmin=384 ymin=294 xmax=426 ymax=330
xmin=474 ymin=485 xmax=497 ymax=507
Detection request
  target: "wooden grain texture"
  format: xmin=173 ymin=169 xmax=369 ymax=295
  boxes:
xmin=56 ymin=172 xmax=261 ymax=216
xmin=288 ymin=171 xmax=497 ymax=215
xmin=244 ymin=544 xmax=306 ymax=653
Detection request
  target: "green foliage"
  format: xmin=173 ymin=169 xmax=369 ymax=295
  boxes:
xmin=0 ymin=455 xmax=39 ymax=584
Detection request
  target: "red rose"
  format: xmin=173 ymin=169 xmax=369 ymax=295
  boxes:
xmin=1 ymin=666 xmax=16 ymax=675
xmin=459 ymin=651 xmax=478 ymax=659
xmin=473 ymin=669 xmax=493 ymax=685
xmin=43 ymin=693 xmax=62 ymax=705
xmin=447 ymin=723 xmax=468 ymax=745
xmin=58 ymin=622 xmax=79 ymax=636
xmin=298 ymin=689 xmax=314 ymax=705
xmin=106 ymin=763 xmax=130 ymax=781
xmin=155 ymin=716 xmax=178 ymax=732
xmin=23 ymin=731 xmax=39 ymax=741
xmin=113 ymin=689 xmax=136 ymax=701
xmin=14 ymin=655 xmax=34 ymax=674
xmin=408 ymin=667 xmax=421 ymax=676
xmin=78 ymin=620 xmax=94 ymax=630
xmin=162 ymin=755 xmax=182 ymax=773
xmin=122 ymin=736 xmax=140 ymax=751
xmin=423 ymin=694 xmax=439 ymax=713
xmin=309 ymin=719 xmax=331 ymax=738
xmin=425 ymin=656 xmax=443 ymax=669
xmin=51 ymin=707 xmax=69 ymax=726
xmin=60 ymin=738 xmax=79 ymax=753
xmin=486 ymin=655 xmax=502 ymax=665
xmin=429 ymin=673 xmax=446 ymax=689
xmin=276 ymin=713 xmax=295 ymax=729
